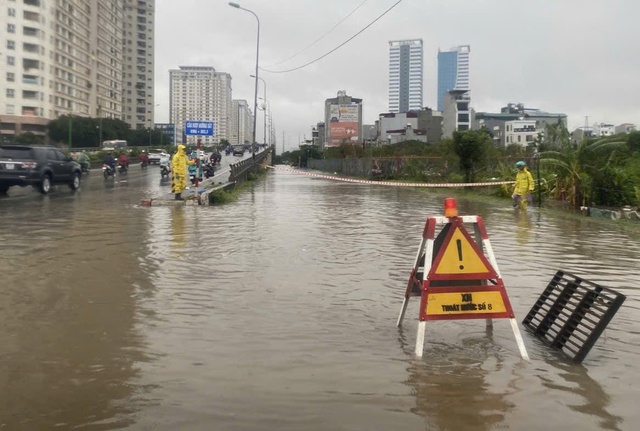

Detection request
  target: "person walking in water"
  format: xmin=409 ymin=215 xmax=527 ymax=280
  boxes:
xmin=512 ymin=160 xmax=535 ymax=210
xmin=171 ymin=144 xmax=194 ymax=200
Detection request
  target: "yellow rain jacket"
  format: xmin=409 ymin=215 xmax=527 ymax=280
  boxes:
xmin=513 ymin=167 xmax=535 ymax=196
xmin=171 ymin=145 xmax=194 ymax=194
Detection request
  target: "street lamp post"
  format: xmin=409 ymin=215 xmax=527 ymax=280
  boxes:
xmin=250 ymin=74 xmax=267 ymax=147
xmin=237 ymin=103 xmax=241 ymax=146
xmin=259 ymin=98 xmax=271 ymax=147
xmin=98 ymin=103 xmax=102 ymax=148
xmin=68 ymin=114 xmax=72 ymax=151
xmin=229 ymin=2 xmax=259 ymax=158
xmin=155 ymin=103 xmax=161 ymax=147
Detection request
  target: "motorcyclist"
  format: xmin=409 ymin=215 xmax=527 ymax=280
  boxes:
xmin=171 ymin=144 xmax=195 ymax=200
xmin=139 ymin=150 xmax=149 ymax=166
xmin=103 ymin=152 xmax=116 ymax=171
xmin=117 ymin=152 xmax=130 ymax=169
xmin=77 ymin=150 xmax=90 ymax=171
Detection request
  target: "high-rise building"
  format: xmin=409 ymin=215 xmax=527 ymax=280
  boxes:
xmin=0 ymin=0 xmax=126 ymax=143
xmin=122 ymin=0 xmax=155 ymax=130
xmin=0 ymin=1 xmax=156 ymax=143
xmin=324 ymin=90 xmax=362 ymax=148
xmin=231 ymin=100 xmax=253 ymax=146
xmin=437 ymin=45 xmax=470 ymax=112
xmin=169 ymin=66 xmax=232 ymax=146
xmin=388 ymin=39 xmax=423 ymax=113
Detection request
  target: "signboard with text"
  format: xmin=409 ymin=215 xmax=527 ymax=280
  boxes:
xmin=328 ymin=104 xmax=359 ymax=145
xmin=185 ymin=121 xmax=214 ymax=136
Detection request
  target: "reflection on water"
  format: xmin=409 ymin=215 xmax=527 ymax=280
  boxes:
xmin=0 ymin=190 xmax=154 ymax=428
xmin=0 ymin=170 xmax=639 ymax=429
xmin=400 ymin=325 xmax=513 ymax=431
xmin=537 ymin=358 xmax=622 ymax=431
xmin=514 ymin=209 xmax=533 ymax=246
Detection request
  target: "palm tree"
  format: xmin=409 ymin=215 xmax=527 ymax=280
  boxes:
xmin=540 ymin=136 xmax=626 ymax=207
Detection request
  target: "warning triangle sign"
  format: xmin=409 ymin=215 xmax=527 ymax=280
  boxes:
xmin=428 ymin=220 xmax=498 ymax=280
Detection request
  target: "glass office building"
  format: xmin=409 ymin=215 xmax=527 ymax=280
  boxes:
xmin=437 ymin=45 xmax=470 ymax=112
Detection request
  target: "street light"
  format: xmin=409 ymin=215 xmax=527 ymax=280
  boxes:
xmin=155 ymin=103 xmax=161 ymax=147
xmin=250 ymin=74 xmax=267 ymax=146
xmin=97 ymin=102 xmax=102 ymax=148
xmin=229 ymin=2 xmax=259 ymax=158
xmin=259 ymin=97 xmax=270 ymax=147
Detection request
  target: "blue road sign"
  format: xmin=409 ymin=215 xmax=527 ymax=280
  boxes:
xmin=185 ymin=121 xmax=214 ymax=136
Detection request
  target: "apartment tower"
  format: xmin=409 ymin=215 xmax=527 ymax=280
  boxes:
xmin=388 ymin=39 xmax=423 ymax=113
xmin=231 ymin=99 xmax=253 ymax=146
xmin=122 ymin=0 xmax=155 ymax=130
xmin=0 ymin=0 xmax=125 ymax=143
xmin=437 ymin=45 xmax=470 ymax=112
xmin=169 ymin=66 xmax=232 ymax=146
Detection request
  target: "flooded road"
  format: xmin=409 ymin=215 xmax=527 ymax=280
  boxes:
xmin=1 ymin=165 xmax=639 ymax=430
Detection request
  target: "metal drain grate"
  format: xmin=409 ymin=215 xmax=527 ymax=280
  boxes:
xmin=522 ymin=270 xmax=626 ymax=363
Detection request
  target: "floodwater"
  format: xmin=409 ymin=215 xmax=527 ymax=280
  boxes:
xmin=0 ymin=164 xmax=639 ymax=430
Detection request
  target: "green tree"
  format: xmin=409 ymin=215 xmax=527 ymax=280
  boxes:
xmin=47 ymin=115 xmax=132 ymax=148
xmin=540 ymin=137 xmax=627 ymax=207
xmin=449 ymin=130 xmax=492 ymax=183
xmin=627 ymin=131 xmax=640 ymax=152
xmin=15 ymin=132 xmax=45 ymax=146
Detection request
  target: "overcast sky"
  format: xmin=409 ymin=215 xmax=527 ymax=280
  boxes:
xmin=155 ymin=0 xmax=640 ymax=151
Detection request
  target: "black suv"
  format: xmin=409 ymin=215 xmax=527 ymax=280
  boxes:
xmin=0 ymin=145 xmax=82 ymax=195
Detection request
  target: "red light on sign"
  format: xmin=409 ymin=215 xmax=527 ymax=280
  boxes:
xmin=444 ymin=198 xmax=458 ymax=218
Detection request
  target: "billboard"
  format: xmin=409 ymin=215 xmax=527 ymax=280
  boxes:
xmin=328 ymin=104 xmax=359 ymax=144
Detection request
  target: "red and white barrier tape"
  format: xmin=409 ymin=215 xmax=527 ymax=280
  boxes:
xmin=267 ymin=165 xmax=513 ymax=187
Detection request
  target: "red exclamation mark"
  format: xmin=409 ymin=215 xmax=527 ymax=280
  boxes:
xmin=456 ymin=239 xmax=464 ymax=270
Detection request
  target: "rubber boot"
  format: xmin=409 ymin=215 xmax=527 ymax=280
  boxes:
xmin=175 ymin=193 xmax=184 ymax=201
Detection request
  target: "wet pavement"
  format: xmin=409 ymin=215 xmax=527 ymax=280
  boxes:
xmin=0 ymin=165 xmax=639 ymax=430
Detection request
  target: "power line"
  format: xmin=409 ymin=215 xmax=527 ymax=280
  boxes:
xmin=264 ymin=0 xmax=371 ymax=68
xmin=260 ymin=0 xmax=404 ymax=74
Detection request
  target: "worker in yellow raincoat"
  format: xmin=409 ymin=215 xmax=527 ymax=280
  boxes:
xmin=512 ymin=160 xmax=535 ymax=210
xmin=171 ymin=144 xmax=194 ymax=200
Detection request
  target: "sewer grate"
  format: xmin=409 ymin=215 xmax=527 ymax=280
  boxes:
xmin=522 ymin=270 xmax=626 ymax=363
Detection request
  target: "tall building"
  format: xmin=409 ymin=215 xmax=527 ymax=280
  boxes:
xmin=169 ymin=66 xmax=232 ymax=146
xmin=324 ymin=90 xmax=362 ymax=148
xmin=1 ymin=0 xmax=125 ymax=143
xmin=0 ymin=1 xmax=156 ymax=143
xmin=388 ymin=39 xmax=423 ymax=113
xmin=122 ymin=0 xmax=155 ymax=130
xmin=231 ymin=100 xmax=252 ymax=146
xmin=437 ymin=45 xmax=470 ymax=112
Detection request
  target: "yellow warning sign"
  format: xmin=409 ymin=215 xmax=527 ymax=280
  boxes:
xmin=426 ymin=291 xmax=507 ymax=315
xmin=432 ymin=226 xmax=495 ymax=277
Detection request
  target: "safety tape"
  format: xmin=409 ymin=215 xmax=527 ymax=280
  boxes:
xmin=267 ymin=165 xmax=514 ymax=188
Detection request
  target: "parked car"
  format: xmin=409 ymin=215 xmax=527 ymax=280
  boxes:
xmin=0 ymin=145 xmax=82 ymax=195
xmin=148 ymin=149 xmax=169 ymax=165
xmin=232 ymin=145 xmax=245 ymax=156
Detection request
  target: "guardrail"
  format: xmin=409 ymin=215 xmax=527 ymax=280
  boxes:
xmin=228 ymin=147 xmax=273 ymax=184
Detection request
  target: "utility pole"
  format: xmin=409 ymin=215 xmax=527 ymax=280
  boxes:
xmin=98 ymin=103 xmax=102 ymax=148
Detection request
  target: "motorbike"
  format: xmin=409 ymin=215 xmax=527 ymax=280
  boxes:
xmin=140 ymin=160 xmax=148 ymax=169
xmin=102 ymin=163 xmax=115 ymax=179
xmin=79 ymin=161 xmax=90 ymax=173
xmin=118 ymin=162 xmax=128 ymax=174
xmin=188 ymin=163 xmax=202 ymax=185
xmin=160 ymin=162 xmax=171 ymax=179
xmin=203 ymin=163 xmax=215 ymax=179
